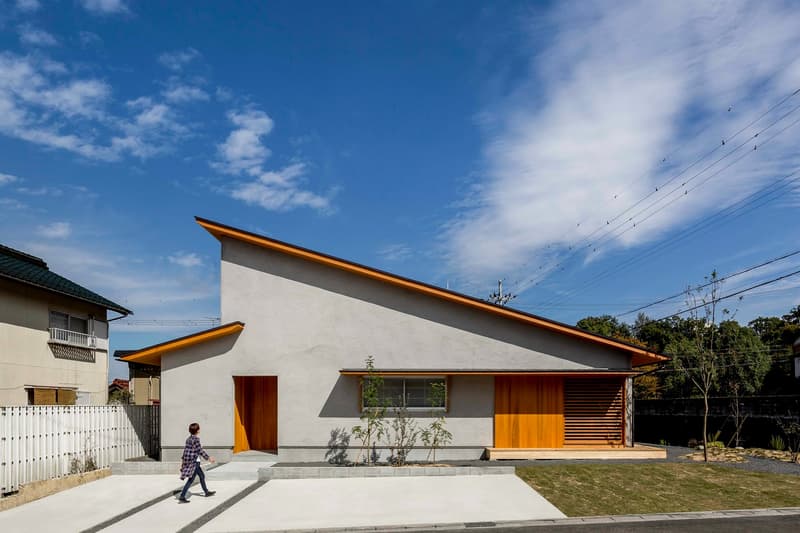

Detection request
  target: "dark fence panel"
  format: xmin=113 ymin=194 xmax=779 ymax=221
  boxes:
xmin=634 ymin=396 xmax=800 ymax=448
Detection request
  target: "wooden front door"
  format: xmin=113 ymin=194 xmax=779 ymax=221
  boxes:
xmin=494 ymin=376 xmax=564 ymax=448
xmin=233 ymin=376 xmax=278 ymax=453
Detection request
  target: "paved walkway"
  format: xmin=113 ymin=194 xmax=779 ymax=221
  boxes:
xmin=196 ymin=475 xmax=565 ymax=532
xmin=103 ymin=480 xmax=253 ymax=533
xmin=0 ymin=475 xmax=183 ymax=531
xmin=0 ymin=470 xmax=564 ymax=532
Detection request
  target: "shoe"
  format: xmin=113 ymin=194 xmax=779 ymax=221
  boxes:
xmin=178 ymin=498 xmax=190 ymax=503
xmin=205 ymin=491 xmax=216 ymax=497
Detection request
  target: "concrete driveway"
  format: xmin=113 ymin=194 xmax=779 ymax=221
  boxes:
xmin=0 ymin=472 xmax=564 ymax=532
xmin=198 ymin=474 xmax=565 ymax=532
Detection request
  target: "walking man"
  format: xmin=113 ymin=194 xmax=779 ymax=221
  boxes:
xmin=178 ymin=422 xmax=216 ymax=503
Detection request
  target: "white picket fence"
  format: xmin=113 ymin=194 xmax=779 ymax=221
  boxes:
xmin=0 ymin=405 xmax=159 ymax=495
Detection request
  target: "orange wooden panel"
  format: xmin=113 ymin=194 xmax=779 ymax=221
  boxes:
xmin=494 ymin=376 xmax=564 ymax=448
xmin=233 ymin=376 xmax=278 ymax=453
xmin=233 ymin=377 xmax=249 ymax=453
xmin=564 ymin=377 xmax=624 ymax=445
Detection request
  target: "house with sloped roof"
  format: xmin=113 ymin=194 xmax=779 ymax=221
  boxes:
xmin=0 ymin=244 xmax=131 ymax=405
xmin=121 ymin=217 xmax=667 ymax=462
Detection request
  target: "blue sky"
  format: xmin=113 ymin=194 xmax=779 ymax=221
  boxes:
xmin=1 ymin=1 xmax=799 ymax=380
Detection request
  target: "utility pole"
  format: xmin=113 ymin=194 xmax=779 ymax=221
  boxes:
xmin=488 ymin=279 xmax=516 ymax=306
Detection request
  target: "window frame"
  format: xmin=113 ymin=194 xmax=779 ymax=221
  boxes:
xmin=360 ymin=376 xmax=449 ymax=413
xmin=49 ymin=310 xmax=92 ymax=334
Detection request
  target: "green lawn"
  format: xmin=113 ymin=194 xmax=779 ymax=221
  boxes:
xmin=516 ymin=463 xmax=800 ymax=517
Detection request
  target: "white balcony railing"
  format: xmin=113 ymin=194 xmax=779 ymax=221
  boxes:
xmin=49 ymin=327 xmax=97 ymax=348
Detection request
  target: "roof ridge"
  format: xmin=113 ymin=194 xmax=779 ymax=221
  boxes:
xmin=0 ymin=243 xmax=48 ymax=268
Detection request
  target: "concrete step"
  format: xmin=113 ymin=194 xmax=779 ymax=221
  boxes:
xmin=205 ymin=461 xmax=275 ymax=480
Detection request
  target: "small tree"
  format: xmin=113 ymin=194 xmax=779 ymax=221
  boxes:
xmin=665 ymin=271 xmax=729 ymax=463
xmin=421 ymin=381 xmax=452 ymax=462
xmin=351 ymin=356 xmax=387 ymax=464
xmin=777 ymin=415 xmax=800 ymax=463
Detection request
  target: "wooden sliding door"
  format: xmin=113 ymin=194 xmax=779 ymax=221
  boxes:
xmin=494 ymin=376 xmax=564 ymax=448
xmin=233 ymin=376 xmax=278 ymax=453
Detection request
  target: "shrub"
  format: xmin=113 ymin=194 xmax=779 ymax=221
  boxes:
xmin=386 ymin=402 xmax=420 ymax=466
xmin=769 ymin=434 xmax=786 ymax=451
xmin=420 ymin=381 xmax=452 ymax=462
xmin=707 ymin=441 xmax=725 ymax=449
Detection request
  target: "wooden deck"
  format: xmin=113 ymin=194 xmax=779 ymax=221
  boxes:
xmin=486 ymin=444 xmax=666 ymax=460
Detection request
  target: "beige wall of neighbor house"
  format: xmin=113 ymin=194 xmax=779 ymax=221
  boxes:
xmin=160 ymin=237 xmax=633 ymax=462
xmin=129 ymin=364 xmax=161 ymax=405
xmin=0 ymin=279 xmax=110 ymax=406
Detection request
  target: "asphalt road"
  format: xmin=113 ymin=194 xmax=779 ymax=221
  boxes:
xmin=420 ymin=515 xmax=800 ymax=532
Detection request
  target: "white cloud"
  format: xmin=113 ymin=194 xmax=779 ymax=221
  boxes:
xmin=447 ymin=1 xmax=800 ymax=289
xmin=215 ymin=109 xmax=274 ymax=174
xmin=16 ymin=0 xmax=40 ymax=12
xmin=229 ymin=162 xmax=331 ymax=212
xmin=0 ymin=173 xmax=18 ymax=186
xmin=79 ymin=31 xmax=103 ymax=47
xmin=215 ymin=108 xmax=332 ymax=212
xmin=0 ymin=198 xmax=27 ymax=210
xmin=0 ymin=52 xmax=191 ymax=161
xmin=378 ymin=243 xmax=413 ymax=262
xmin=162 ymin=84 xmax=209 ymax=103
xmin=36 ymin=221 xmax=71 ymax=238
xmin=215 ymin=86 xmax=233 ymax=102
xmin=168 ymin=251 xmax=203 ymax=268
xmin=17 ymin=186 xmax=62 ymax=196
xmin=158 ymin=48 xmax=201 ymax=71
xmin=18 ymin=25 xmax=58 ymax=47
xmin=80 ymin=0 xmax=129 ymax=15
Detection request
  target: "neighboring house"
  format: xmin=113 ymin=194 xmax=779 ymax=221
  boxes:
xmin=114 ymin=350 xmax=161 ymax=405
xmin=121 ymin=217 xmax=667 ymax=462
xmin=108 ymin=378 xmax=130 ymax=396
xmin=0 ymin=244 xmax=131 ymax=405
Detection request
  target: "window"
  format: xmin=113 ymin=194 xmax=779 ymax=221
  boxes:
xmin=26 ymin=387 xmax=76 ymax=405
xmin=362 ymin=377 xmax=447 ymax=410
xmin=49 ymin=311 xmax=89 ymax=333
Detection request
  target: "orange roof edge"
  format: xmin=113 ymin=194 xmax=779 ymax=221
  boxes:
xmin=195 ymin=216 xmax=668 ymax=368
xmin=119 ymin=321 xmax=245 ymax=367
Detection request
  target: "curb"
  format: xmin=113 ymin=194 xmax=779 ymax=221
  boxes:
xmin=243 ymin=507 xmax=800 ymax=532
xmin=259 ymin=466 xmax=514 ymax=480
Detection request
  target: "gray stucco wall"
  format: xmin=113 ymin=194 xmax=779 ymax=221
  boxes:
xmin=161 ymin=237 xmax=633 ymax=461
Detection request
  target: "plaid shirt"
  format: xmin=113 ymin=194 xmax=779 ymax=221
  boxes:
xmin=180 ymin=434 xmax=209 ymax=479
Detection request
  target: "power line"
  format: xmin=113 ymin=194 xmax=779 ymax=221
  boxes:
xmin=649 ymin=269 xmax=800 ymax=322
xmin=532 ymin=107 xmax=800 ymax=310
xmin=615 ymin=248 xmax=800 ymax=318
xmin=532 ymin=168 xmax=800 ymax=312
xmin=112 ymin=318 xmax=221 ymax=327
xmin=506 ymin=87 xmax=800 ymax=294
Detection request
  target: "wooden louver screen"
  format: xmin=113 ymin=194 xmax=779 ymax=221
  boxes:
xmin=564 ymin=378 xmax=624 ymax=445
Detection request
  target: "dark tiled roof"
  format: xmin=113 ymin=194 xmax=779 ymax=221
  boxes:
xmin=0 ymin=243 xmax=132 ymax=315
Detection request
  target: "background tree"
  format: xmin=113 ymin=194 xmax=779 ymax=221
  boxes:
xmin=576 ymin=315 xmax=632 ymax=339
xmin=716 ymin=320 xmax=770 ymax=447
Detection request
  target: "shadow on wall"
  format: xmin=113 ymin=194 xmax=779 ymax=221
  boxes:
xmin=225 ymin=240 xmax=629 ymax=369
xmin=162 ymin=334 xmax=241 ymax=371
xmin=319 ymin=375 xmax=361 ymax=418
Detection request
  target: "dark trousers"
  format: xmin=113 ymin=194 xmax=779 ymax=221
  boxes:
xmin=179 ymin=463 xmax=208 ymax=499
